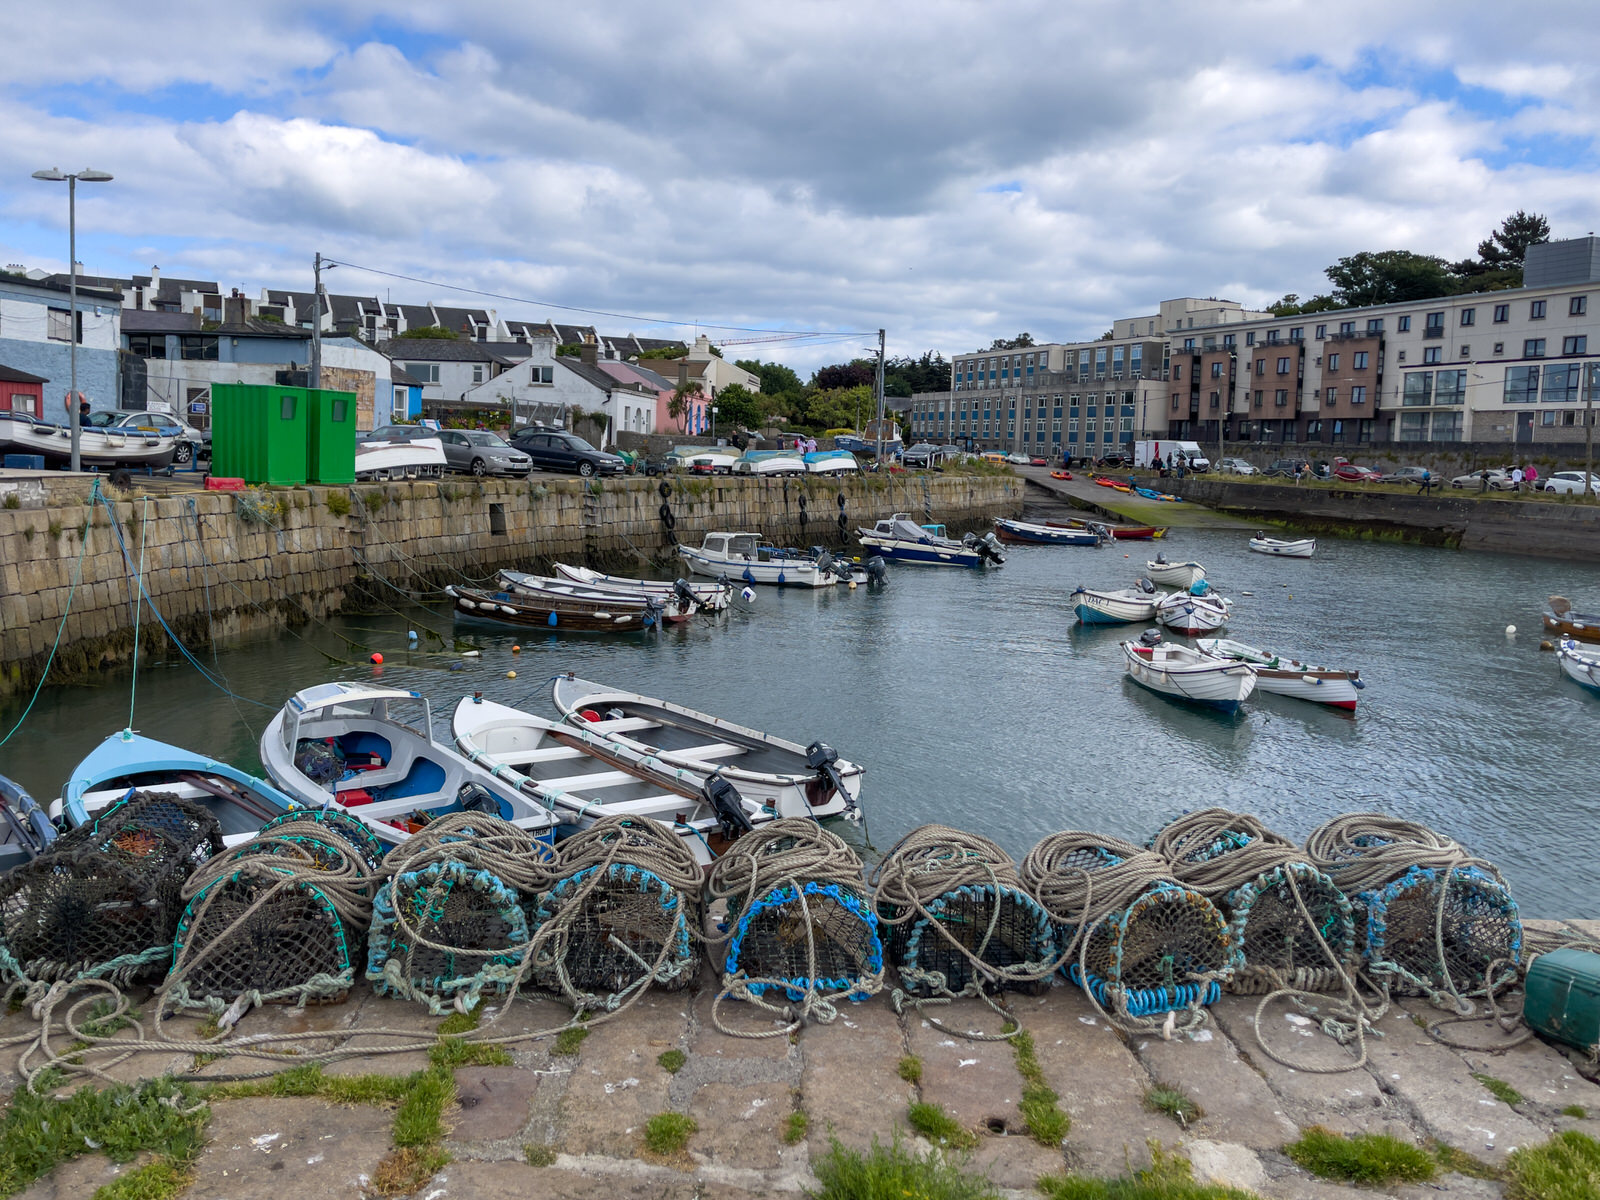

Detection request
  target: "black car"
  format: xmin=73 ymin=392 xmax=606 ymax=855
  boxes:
xmin=510 ymin=429 xmax=626 ymax=477
xmin=901 ymin=442 xmax=938 ymax=468
xmin=1264 ymin=457 xmax=1311 ymax=477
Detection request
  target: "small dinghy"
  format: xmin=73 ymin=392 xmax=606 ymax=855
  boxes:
xmin=259 ymin=682 xmax=558 ymax=848
xmin=551 ymin=674 xmax=863 ymax=822
xmin=1196 ymin=638 xmax=1363 ymax=711
xmin=1155 ymin=584 xmax=1232 ymax=635
xmin=0 ymin=774 xmax=56 ymax=873
xmin=451 ymin=696 xmax=773 ymax=866
xmin=1556 ymin=637 xmax=1600 ymax=697
xmin=1145 ymin=555 xmax=1205 ymax=589
xmin=1248 ymin=532 xmax=1316 ymax=558
xmin=447 ymin=584 xmax=662 ymax=631
xmin=1070 ymin=579 xmax=1161 ymax=624
xmin=679 ymin=532 xmax=851 ymax=587
xmin=552 ymin=564 xmax=733 ymax=612
xmin=1051 ymin=519 xmax=1166 ymax=541
xmin=1544 ymin=596 xmax=1600 ymax=645
xmin=1122 ymin=631 xmax=1255 ymax=714
xmin=55 ymin=730 xmax=296 ymax=845
xmin=497 ymin=570 xmax=700 ymax=623
xmin=993 ymin=517 xmax=1103 ymax=546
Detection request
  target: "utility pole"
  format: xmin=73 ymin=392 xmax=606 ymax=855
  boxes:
xmin=874 ymin=328 xmax=886 ymax=461
xmin=311 ymin=251 xmax=323 ymax=389
xmin=1587 ymin=364 xmax=1596 ymax=498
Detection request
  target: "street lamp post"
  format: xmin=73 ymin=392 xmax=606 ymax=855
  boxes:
xmin=32 ymin=167 xmax=114 ymax=473
xmin=711 ymin=405 xmax=718 ymax=442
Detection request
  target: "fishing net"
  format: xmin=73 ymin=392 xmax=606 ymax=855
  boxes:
xmin=704 ymin=820 xmax=882 ymax=1032
xmin=871 ymin=825 xmax=1055 ymax=1002
xmin=256 ymin=808 xmax=387 ymax=874
xmin=532 ymin=816 xmax=702 ymax=1011
xmin=1305 ymin=814 xmax=1521 ymax=998
xmin=1150 ymin=809 xmax=1357 ymax=993
xmin=366 ymin=813 xmax=557 ymax=1013
xmin=1021 ymin=832 xmax=1232 ymax=1029
xmin=164 ymin=816 xmax=379 ymax=1016
xmin=0 ymin=792 xmax=222 ymax=987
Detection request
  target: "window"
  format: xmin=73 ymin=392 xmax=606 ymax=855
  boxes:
xmin=1524 ymin=339 xmax=1547 ymax=358
xmin=1325 ymin=387 xmax=1338 ymax=404
xmin=1493 ymin=342 xmax=1505 ymax=355
xmin=1210 ymin=391 xmax=1220 ymax=409
xmin=1564 ymin=335 xmax=1588 ymax=355
xmin=125 ymin=333 xmax=166 ymax=358
xmin=404 ymin=362 xmax=441 ymax=384
xmin=1267 ymin=329 xmax=1281 ymax=344
xmin=1328 ymin=353 xmax=1340 ymax=371
xmin=1222 ymin=334 xmax=1235 ymax=348
xmin=1245 ymin=332 xmax=1256 ymax=346
xmin=1543 ymin=363 xmax=1582 ymax=403
xmin=1423 ymin=347 xmax=1441 ymax=364
xmin=1460 ymin=345 xmax=1470 ymax=357
xmin=1397 ymin=315 xmax=1412 ymax=332
xmin=1572 ymin=296 xmax=1588 ymax=316
xmin=1531 ymin=300 xmax=1547 ymax=319
xmin=1351 ymin=386 xmax=1367 ymax=405
xmin=1435 ymin=370 xmax=1466 ymax=404
xmin=1277 ymin=357 xmax=1291 ymax=374
xmin=1173 ymin=365 xmax=1182 ymax=380
xmin=1403 ymin=373 xmax=1432 ymax=405
xmin=1353 ymin=351 xmax=1369 ymax=369
xmin=1424 ymin=312 xmax=1445 ymax=336
xmin=1493 ymin=304 xmax=1509 ymax=323
xmin=1367 ymin=318 xmax=1383 ymax=334
xmin=47 ymin=308 xmax=81 ymax=343
xmin=1504 ymin=365 xmax=1540 ymax=403
xmin=1397 ymin=350 xmax=1407 ymax=362
xmin=1289 ymin=327 xmax=1303 ymax=342
xmin=1210 ymin=361 xmax=1223 ymax=378
xmin=180 ymin=335 xmax=219 ymax=361
xmin=471 ymin=364 xmax=485 ymax=384
xmin=1460 ymin=308 xmax=1475 ymax=327
xmin=1315 ymin=324 xmax=1327 ymax=339
xmin=9 ymin=393 xmax=35 ymax=415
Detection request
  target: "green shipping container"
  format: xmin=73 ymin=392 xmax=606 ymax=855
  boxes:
xmin=308 ymin=388 xmax=357 ymax=485
xmin=211 ymin=383 xmax=310 ymax=485
xmin=1523 ymin=948 xmax=1600 ymax=1052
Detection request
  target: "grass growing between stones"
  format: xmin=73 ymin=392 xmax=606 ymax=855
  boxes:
xmin=1009 ymin=1029 xmax=1070 ymax=1146
xmin=552 ymin=1026 xmax=589 ymax=1055
xmin=642 ymin=1112 xmax=697 ymax=1156
xmin=811 ymin=1136 xmax=998 ymax=1200
xmin=0 ymin=1076 xmax=208 ymax=1198
xmin=323 ymin=491 xmax=351 ymax=517
xmin=523 ymin=1143 xmax=556 ymax=1166
xmin=1037 ymin=1143 xmax=1257 ymax=1200
xmin=1285 ymin=1126 xmax=1437 ymax=1186
xmin=1473 ymin=1072 xmax=1525 ymax=1106
xmin=1505 ymin=1130 xmax=1600 ymax=1200
xmin=896 ymin=1055 xmax=923 ymax=1084
xmin=427 ymin=1038 xmax=512 ymax=1070
xmin=1142 ymin=1086 xmax=1201 ymax=1127
xmin=436 ymin=1008 xmax=481 ymax=1036
xmin=91 ymin=1155 xmax=193 ymax=1200
xmin=657 ymin=1048 xmax=686 ymax=1074
xmin=783 ymin=1111 xmax=809 ymax=1145
xmin=1429 ymin=1140 xmax=1505 ymax=1181
xmin=1562 ymin=1104 xmax=1588 ymax=1119
xmin=908 ymin=1101 xmax=978 ymax=1150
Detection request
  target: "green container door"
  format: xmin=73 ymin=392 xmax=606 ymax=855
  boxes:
xmin=308 ymin=388 xmax=357 ymax=485
xmin=1523 ymin=948 xmax=1600 ymax=1051
xmin=211 ymin=383 xmax=310 ymax=485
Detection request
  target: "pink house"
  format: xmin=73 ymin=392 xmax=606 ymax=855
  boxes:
xmin=597 ymin=360 xmax=709 ymax=436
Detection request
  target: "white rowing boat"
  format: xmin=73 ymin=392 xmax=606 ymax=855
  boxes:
xmin=1195 ymin=637 xmax=1363 ymax=711
xmin=1155 ymin=589 xmax=1231 ymax=635
xmin=1145 ymin=556 xmax=1205 ymax=589
xmin=1122 ymin=636 xmax=1256 ymax=714
xmin=1248 ymin=533 xmax=1316 ymax=558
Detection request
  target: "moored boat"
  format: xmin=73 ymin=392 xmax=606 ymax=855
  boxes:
xmin=550 ymin=674 xmax=863 ymax=822
xmin=552 ymin=564 xmax=733 ymax=611
xmin=448 ymin=584 xmax=664 ymax=631
xmin=259 ymin=682 xmax=558 ymax=848
xmin=56 ymin=729 xmax=297 ymax=844
xmin=496 ymin=569 xmax=699 ymax=623
xmin=0 ymin=412 xmax=177 ymax=470
xmin=679 ymin=531 xmax=849 ymax=587
xmin=857 ymin=513 xmax=1004 ymax=568
xmin=1556 ymin=637 xmax=1600 ymax=697
xmin=1544 ymin=597 xmax=1600 ymax=645
xmin=0 ymin=774 xmax=56 ymax=873
xmin=1248 ymin=532 xmax=1316 ymax=558
xmin=1070 ymin=581 xmax=1161 ymax=624
xmin=1122 ymin=633 xmax=1256 ymax=714
xmin=1050 ymin=519 xmax=1167 ymax=541
xmin=1145 ymin=555 xmax=1205 ymax=589
xmin=993 ymin=517 xmax=1103 ymax=546
xmin=1155 ymin=587 xmax=1231 ymax=635
xmin=1195 ymin=638 xmax=1363 ymax=711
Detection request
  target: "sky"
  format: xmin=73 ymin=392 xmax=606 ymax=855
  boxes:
xmin=2 ymin=0 xmax=1599 ymax=376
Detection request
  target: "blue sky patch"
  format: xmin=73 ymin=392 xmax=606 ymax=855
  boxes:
xmin=983 ymin=180 xmax=1023 ymax=193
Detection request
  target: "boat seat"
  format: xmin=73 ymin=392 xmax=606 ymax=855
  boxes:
xmin=586 ymin=717 xmax=660 ymax=734
xmin=653 ymin=741 xmax=748 ymax=761
xmin=537 ymin=769 xmax=637 ymax=790
xmin=495 ymin=744 xmax=591 ymax=765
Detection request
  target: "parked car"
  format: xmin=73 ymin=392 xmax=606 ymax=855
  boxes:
xmin=1450 ymin=469 xmax=1513 ymax=490
xmin=362 ymin=424 xmax=432 ymax=443
xmin=902 ymin=442 xmax=939 ymax=468
xmin=88 ymin=409 xmax=208 ymax=466
xmin=1029 ymin=456 xmax=1047 ymax=466
xmin=1096 ymin=451 xmax=1132 ymax=468
xmin=1218 ymin=457 xmax=1257 ymax=475
xmin=1004 ymin=452 xmax=1031 ymax=465
xmin=432 ymin=429 xmax=531 ymax=477
xmin=509 ymin=428 xmax=626 ymax=477
xmin=1332 ymin=458 xmax=1382 ymax=482
xmin=1543 ymin=471 xmax=1600 ymax=495
xmin=1263 ymin=458 xmax=1311 ymax=477
xmin=1377 ymin=466 xmax=1431 ymax=484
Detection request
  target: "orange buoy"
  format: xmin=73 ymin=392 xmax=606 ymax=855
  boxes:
xmin=370 ymin=652 xmax=384 ymax=665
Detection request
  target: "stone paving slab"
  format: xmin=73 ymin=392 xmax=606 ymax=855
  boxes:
xmin=906 ymin=998 xmax=1026 ymax=1135
xmin=686 ymin=1080 xmax=792 ymax=1169
xmin=429 ymin=1159 xmax=764 ymax=1198
xmin=559 ymin=990 xmax=690 ymax=1156
xmin=452 ymin=1064 xmax=543 ymax=1141
xmin=1131 ymin=1018 xmax=1299 ymax=1150
xmin=186 ymin=1095 xmax=394 ymax=1200
xmin=798 ymin=998 xmax=911 ymax=1152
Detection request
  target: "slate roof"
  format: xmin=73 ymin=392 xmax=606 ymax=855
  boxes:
xmin=266 ymin=290 xmax=377 ymax=324
xmin=377 ymin=337 xmax=495 ymax=362
xmin=391 ymin=364 xmax=427 ymax=387
xmin=557 ymin=356 xmax=655 ymax=395
xmin=432 ymin=306 xmax=492 ymax=334
xmin=0 ymin=364 xmax=48 ymax=384
xmin=129 ymin=274 xmax=220 ymax=298
xmin=121 ymin=310 xmax=201 ymax=334
xmin=394 ymin=305 xmax=440 ymax=331
xmin=605 ymin=334 xmax=687 ymax=358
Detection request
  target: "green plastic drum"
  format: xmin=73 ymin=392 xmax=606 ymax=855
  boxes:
xmin=1523 ymin=948 xmax=1600 ymax=1052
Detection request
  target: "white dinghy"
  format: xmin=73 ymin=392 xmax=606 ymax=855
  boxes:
xmin=1155 ymin=587 xmax=1232 ymax=635
xmin=1196 ymin=638 xmax=1363 ymax=711
xmin=1122 ymin=632 xmax=1256 ymax=714
xmin=1145 ymin=555 xmax=1206 ymax=589
xmin=1248 ymin=532 xmax=1316 ymax=558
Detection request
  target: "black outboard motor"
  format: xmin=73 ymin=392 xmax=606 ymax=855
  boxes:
xmin=455 ymin=783 xmax=500 ymax=815
xmin=702 ymin=772 xmax=754 ymax=839
xmin=1089 ymin=522 xmax=1112 ymax=544
xmin=805 ymin=741 xmax=857 ymax=819
xmin=1135 ymin=576 xmax=1156 ymax=594
xmin=863 ymin=555 xmax=888 ymax=585
xmin=1139 ymin=628 xmax=1164 ymax=647
xmin=977 ymin=531 xmax=1006 ymax=564
xmin=1155 ymin=552 xmax=1168 ymax=565
xmin=815 ymin=549 xmax=837 ymax=576
xmin=672 ymin=578 xmax=698 ymax=611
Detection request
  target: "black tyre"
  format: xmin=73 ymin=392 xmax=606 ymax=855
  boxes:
xmin=578 ymin=460 xmax=596 ymax=477
xmin=173 ymin=440 xmax=194 ymax=466
xmin=471 ymin=458 xmax=487 ymax=477
xmin=836 ymin=512 xmax=848 ymax=530
xmin=837 ymin=493 xmax=847 ymax=508
xmin=661 ymin=510 xmax=676 ymax=530
xmin=657 ymin=480 xmax=672 ymax=499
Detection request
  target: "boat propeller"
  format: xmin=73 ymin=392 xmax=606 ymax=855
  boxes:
xmin=806 ymin=740 xmax=857 ymax=818
xmin=701 ymin=772 xmax=754 ymax=839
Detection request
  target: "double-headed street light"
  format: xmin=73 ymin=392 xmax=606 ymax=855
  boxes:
xmin=32 ymin=167 xmax=114 ymax=473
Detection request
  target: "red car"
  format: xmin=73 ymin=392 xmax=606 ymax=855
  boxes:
xmin=1029 ymin=456 xmax=1047 ymax=466
xmin=1332 ymin=457 xmax=1381 ymax=482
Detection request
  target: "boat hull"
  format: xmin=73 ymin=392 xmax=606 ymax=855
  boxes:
xmin=356 ymin=437 xmax=446 ymax=480
xmin=678 ymin=545 xmax=834 ymax=587
xmin=1155 ymin=593 xmax=1230 ymax=635
xmin=448 ymin=585 xmax=659 ymax=630
xmin=552 ymin=564 xmax=731 ymax=610
xmin=1146 ymin=561 xmax=1205 ymax=589
xmin=1193 ymin=638 xmax=1361 ymax=710
xmin=0 ymin=414 xmax=177 ymax=469
xmin=994 ymin=518 xmax=1099 ymax=546
xmin=1249 ymin=537 xmax=1316 ymax=558
xmin=1557 ymin=638 xmax=1600 ymax=696
xmin=1051 ymin=520 xmax=1166 ymax=541
xmin=1545 ymin=613 xmax=1600 ymax=644
xmin=1123 ymin=642 xmax=1255 ymax=713
xmin=1071 ymin=587 xmax=1158 ymax=624
xmin=857 ymin=536 xmax=986 ymax=567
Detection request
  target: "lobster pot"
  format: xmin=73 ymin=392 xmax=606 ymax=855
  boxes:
xmin=0 ymin=792 xmax=221 ymax=985
xmin=1223 ymin=863 xmax=1358 ymax=993
xmin=366 ymin=860 xmax=532 ymax=1007
xmin=170 ymin=864 xmax=355 ymax=1005
xmin=1069 ymin=885 xmax=1233 ymax=1017
xmin=719 ymin=881 xmax=882 ymax=1002
xmin=884 ymin=884 xmax=1055 ymax=998
xmin=256 ymin=808 xmax=386 ymax=874
xmin=535 ymin=862 xmax=696 ymax=1000
xmin=1359 ymin=866 xmax=1521 ymax=995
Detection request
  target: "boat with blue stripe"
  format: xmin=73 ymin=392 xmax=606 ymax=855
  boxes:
xmin=856 ymin=514 xmax=1004 ymax=568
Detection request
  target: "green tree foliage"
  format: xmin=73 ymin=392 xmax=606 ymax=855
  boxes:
xmin=711 ymin=383 xmax=763 ymax=430
xmin=801 ymin=385 xmax=874 ymax=431
xmin=1324 ymin=250 xmax=1459 ymax=307
xmin=735 ymin=359 xmax=804 ymax=399
xmin=886 ymin=351 xmax=951 ymax=395
xmin=1268 ymin=293 xmax=1340 ymax=316
xmin=639 ymin=346 xmax=688 ymax=360
xmin=556 ymin=342 xmax=585 ymax=357
xmin=669 ymin=380 xmax=703 ymax=433
xmin=396 ymin=326 xmax=459 ymax=340
xmin=812 ymin=361 xmax=877 ymax=390
xmin=988 ymin=333 xmax=1036 ymax=349
xmin=1454 ymin=210 xmax=1552 ymax=291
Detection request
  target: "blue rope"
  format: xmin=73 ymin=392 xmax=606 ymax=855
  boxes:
xmin=127 ymin=495 xmax=149 ymax=732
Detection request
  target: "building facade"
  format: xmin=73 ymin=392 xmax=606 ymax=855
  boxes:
xmin=0 ymin=274 xmax=121 ymax=415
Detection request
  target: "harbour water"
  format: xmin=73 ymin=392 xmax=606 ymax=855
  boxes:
xmin=3 ymin=527 xmax=1596 ymax=917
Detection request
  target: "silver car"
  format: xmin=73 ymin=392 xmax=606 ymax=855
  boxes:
xmin=437 ymin=429 xmax=532 ymax=477
xmin=89 ymin=408 xmax=208 ymax=466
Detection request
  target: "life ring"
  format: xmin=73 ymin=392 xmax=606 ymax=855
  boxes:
xmin=657 ymin=480 xmax=672 ymax=499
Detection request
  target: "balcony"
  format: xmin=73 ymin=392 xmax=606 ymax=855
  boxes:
xmin=1422 ymin=326 xmax=1445 ymax=340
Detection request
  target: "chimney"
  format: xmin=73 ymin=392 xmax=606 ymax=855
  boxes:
xmin=581 ymin=331 xmax=598 ymax=367
xmin=224 ymin=294 xmax=249 ymax=325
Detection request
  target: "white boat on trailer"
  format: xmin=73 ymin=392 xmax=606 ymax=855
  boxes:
xmin=551 ymin=563 xmax=733 ymax=611
xmin=1248 ymin=532 xmax=1316 ymax=558
xmin=1122 ymin=632 xmax=1256 ymax=714
xmin=355 ymin=436 xmax=446 ymax=481
xmin=679 ymin=531 xmax=852 ymax=587
xmin=0 ymin=412 xmax=177 ymax=470
xmin=259 ymin=682 xmax=558 ymax=849
xmin=550 ymin=674 xmax=864 ymax=823
xmin=1145 ymin=555 xmax=1205 ymax=589
xmin=451 ymin=696 xmax=775 ymax=866
xmin=1155 ymin=587 xmax=1232 ymax=635
xmin=1195 ymin=638 xmax=1363 ymax=711
xmin=1071 ymin=580 xmax=1162 ymax=624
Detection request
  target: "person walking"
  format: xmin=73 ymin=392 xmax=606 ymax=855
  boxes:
xmin=1417 ymin=467 xmax=1432 ymax=494
xmin=1525 ymin=463 xmax=1539 ymax=490
xmin=1511 ymin=465 xmax=1525 ymax=493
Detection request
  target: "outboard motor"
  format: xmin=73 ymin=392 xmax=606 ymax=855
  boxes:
xmin=1139 ymin=628 xmax=1164 ymax=647
xmin=672 ymin=578 xmax=698 ymax=611
xmin=1155 ymin=552 xmax=1169 ymax=565
xmin=961 ymin=531 xmax=980 ymax=550
xmin=1135 ymin=576 xmax=1156 ymax=595
xmin=702 ymin=772 xmax=754 ymax=840
xmin=980 ymin=532 xmax=1006 ymax=563
xmin=605 ymin=707 xmax=626 ymax=721
xmin=805 ymin=741 xmax=857 ymax=819
xmin=455 ymin=783 xmax=500 ymax=815
xmin=863 ymin=555 xmax=888 ymax=585
xmin=815 ymin=549 xmax=837 ymax=576
xmin=1090 ymin=522 xmax=1112 ymax=545
xmin=642 ymin=597 xmax=665 ymax=627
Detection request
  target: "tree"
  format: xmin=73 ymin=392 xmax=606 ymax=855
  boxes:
xmin=735 ymin=359 xmax=804 ymax=400
xmin=639 ymin=345 xmax=687 ymax=360
xmin=1324 ymin=250 xmax=1458 ymax=307
xmin=396 ymin=325 xmax=458 ymax=340
xmin=1267 ymin=293 xmax=1340 ymax=316
xmin=669 ymin=380 xmax=703 ymax=434
xmin=802 ymin=385 xmax=874 ymax=431
xmin=811 ymin=361 xmax=876 ymax=390
xmin=988 ymin=333 xmax=1035 ymax=350
xmin=885 ymin=351 xmax=951 ymax=395
xmin=1455 ymin=210 xmax=1552 ymax=291
xmin=711 ymin=384 xmax=763 ymax=431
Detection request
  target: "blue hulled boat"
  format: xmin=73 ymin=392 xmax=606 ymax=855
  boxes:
xmin=856 ymin=513 xmax=1004 ymax=568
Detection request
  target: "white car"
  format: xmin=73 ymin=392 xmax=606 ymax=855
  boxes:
xmin=1219 ymin=457 xmax=1258 ymax=475
xmin=1005 ymin=452 xmax=1031 ymax=465
xmin=1544 ymin=471 xmax=1600 ymax=495
xmin=1450 ymin=469 xmax=1513 ymax=490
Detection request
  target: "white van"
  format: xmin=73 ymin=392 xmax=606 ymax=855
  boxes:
xmin=1133 ymin=440 xmax=1210 ymax=471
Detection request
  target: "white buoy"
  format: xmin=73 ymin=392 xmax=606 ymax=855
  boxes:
xmin=462 ymin=650 xmax=480 ymax=658
xmin=407 ymin=629 xmax=418 ymax=641
xmin=741 ymin=586 xmax=756 ymax=602
xmin=1506 ymin=624 xmax=1517 ymax=636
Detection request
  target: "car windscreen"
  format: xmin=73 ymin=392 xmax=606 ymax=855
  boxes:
xmin=563 ymin=435 xmax=599 ymax=452
xmin=465 ymin=432 xmax=509 ymax=447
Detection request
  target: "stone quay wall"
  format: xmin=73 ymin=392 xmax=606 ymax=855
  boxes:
xmin=1170 ymin=476 xmax=1600 ymax=556
xmin=0 ymin=471 xmax=1021 ymax=696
